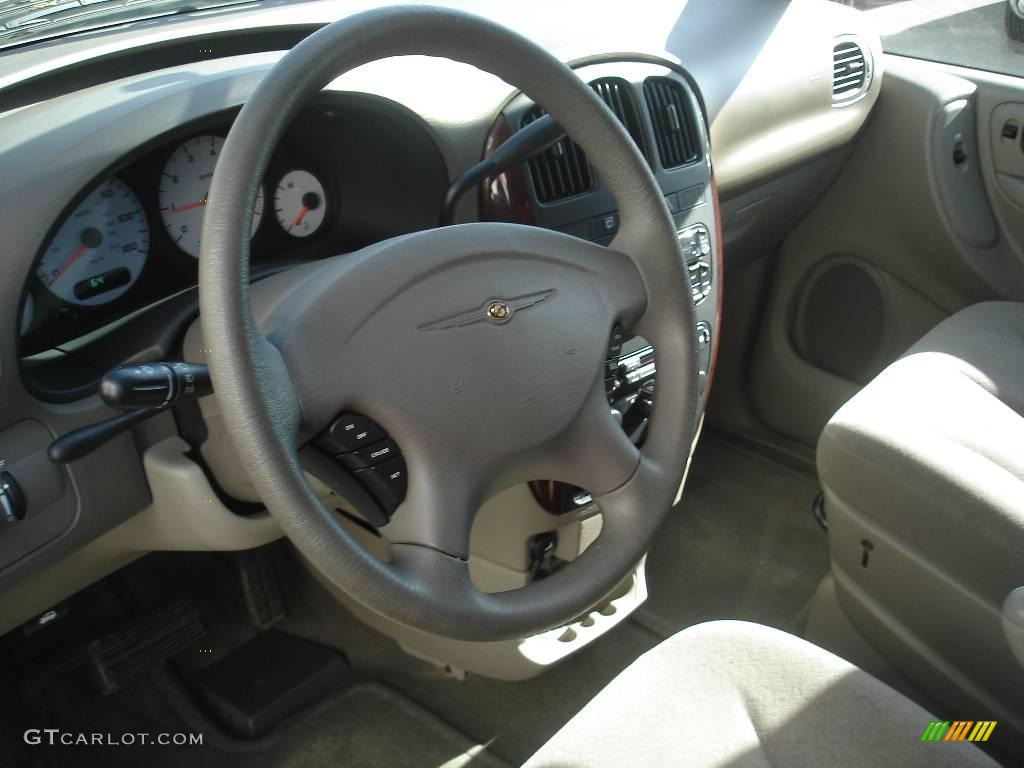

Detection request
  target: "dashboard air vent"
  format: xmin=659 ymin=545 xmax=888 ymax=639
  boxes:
xmin=643 ymin=77 xmax=700 ymax=169
xmin=521 ymin=106 xmax=593 ymax=203
xmin=832 ymin=36 xmax=872 ymax=106
xmin=590 ymin=77 xmax=649 ymax=161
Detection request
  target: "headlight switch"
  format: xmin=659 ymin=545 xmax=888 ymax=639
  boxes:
xmin=0 ymin=470 xmax=27 ymax=524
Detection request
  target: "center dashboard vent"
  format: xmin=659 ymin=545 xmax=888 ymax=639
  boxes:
xmin=591 ymin=77 xmax=649 ymax=161
xmin=522 ymin=77 xmax=648 ymax=204
xmin=642 ymin=77 xmax=700 ymax=170
xmin=832 ymin=36 xmax=872 ymax=106
xmin=521 ymin=106 xmax=593 ymax=203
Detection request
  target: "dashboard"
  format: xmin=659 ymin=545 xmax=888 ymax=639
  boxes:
xmin=0 ymin=0 xmax=883 ymax=631
xmin=20 ymin=93 xmax=446 ymax=397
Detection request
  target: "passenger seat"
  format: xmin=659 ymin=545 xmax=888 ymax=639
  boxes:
xmin=817 ymin=301 xmax=1024 ymax=754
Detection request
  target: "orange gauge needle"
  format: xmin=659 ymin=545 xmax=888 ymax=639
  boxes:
xmin=291 ymin=206 xmax=310 ymax=228
xmin=54 ymin=244 xmax=87 ymax=282
xmin=173 ymin=200 xmax=207 ymax=214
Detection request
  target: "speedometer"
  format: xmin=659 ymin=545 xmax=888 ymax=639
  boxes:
xmin=37 ymin=178 xmax=149 ymax=306
xmin=159 ymin=135 xmax=263 ymax=258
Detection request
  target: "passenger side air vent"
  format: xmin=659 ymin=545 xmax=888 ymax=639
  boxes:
xmin=832 ymin=36 xmax=872 ymax=106
xmin=643 ymin=77 xmax=700 ymax=170
xmin=521 ymin=106 xmax=593 ymax=203
xmin=590 ymin=77 xmax=649 ymax=162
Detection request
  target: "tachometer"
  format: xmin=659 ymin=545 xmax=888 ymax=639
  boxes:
xmin=274 ymin=170 xmax=327 ymax=238
xmin=37 ymin=178 xmax=149 ymax=306
xmin=159 ymin=135 xmax=264 ymax=257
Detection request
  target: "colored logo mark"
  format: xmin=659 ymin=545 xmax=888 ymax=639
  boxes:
xmin=921 ymin=721 xmax=997 ymax=743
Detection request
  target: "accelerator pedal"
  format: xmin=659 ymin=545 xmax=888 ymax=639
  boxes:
xmin=232 ymin=544 xmax=288 ymax=629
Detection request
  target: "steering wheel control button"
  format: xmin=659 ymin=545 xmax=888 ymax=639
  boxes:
xmin=317 ymin=413 xmax=386 ymax=454
xmin=339 ymin=439 xmax=399 ymax=470
xmin=607 ymin=324 xmax=625 ymax=359
xmin=0 ymin=471 xmax=26 ymax=524
xmin=605 ymin=325 xmax=629 ymax=401
xmin=354 ymin=458 xmax=407 ymax=516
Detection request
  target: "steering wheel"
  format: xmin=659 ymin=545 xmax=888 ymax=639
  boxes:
xmin=200 ymin=5 xmax=697 ymax=642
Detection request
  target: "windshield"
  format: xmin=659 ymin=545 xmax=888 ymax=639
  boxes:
xmin=0 ymin=0 xmax=262 ymax=49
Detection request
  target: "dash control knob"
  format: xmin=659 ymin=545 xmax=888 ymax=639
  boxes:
xmin=0 ymin=471 xmax=26 ymax=524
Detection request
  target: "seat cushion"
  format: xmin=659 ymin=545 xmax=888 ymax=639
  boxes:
xmin=524 ymin=621 xmax=1000 ymax=768
xmin=813 ymin=301 xmax=1024 ymax=747
xmin=818 ymin=301 xmax=1024 ymax=601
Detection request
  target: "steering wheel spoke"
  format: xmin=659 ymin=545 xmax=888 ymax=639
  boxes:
xmin=384 ymin=453 xmax=486 ymax=558
xmin=542 ymin=373 xmax=641 ymax=498
xmin=602 ymin=239 xmax=651 ymax=327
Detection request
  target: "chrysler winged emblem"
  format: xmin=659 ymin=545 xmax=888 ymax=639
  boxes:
xmin=418 ymin=289 xmax=557 ymax=331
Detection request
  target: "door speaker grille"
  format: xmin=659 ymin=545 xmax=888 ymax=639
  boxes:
xmin=794 ymin=259 xmax=886 ymax=383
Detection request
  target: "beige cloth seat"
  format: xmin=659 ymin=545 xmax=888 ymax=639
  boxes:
xmin=815 ymin=301 xmax=1024 ymax=747
xmin=818 ymin=301 xmax=1024 ymax=602
xmin=524 ymin=621 xmax=1001 ymax=768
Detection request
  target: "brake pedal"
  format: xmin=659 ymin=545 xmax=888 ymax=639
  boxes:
xmin=87 ymin=596 xmax=206 ymax=694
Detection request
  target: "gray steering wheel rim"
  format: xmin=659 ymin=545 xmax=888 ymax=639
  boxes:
xmin=200 ymin=5 xmax=697 ymax=642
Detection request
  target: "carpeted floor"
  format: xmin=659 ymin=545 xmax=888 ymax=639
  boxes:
xmin=637 ymin=434 xmax=829 ymax=637
xmin=8 ymin=432 xmax=830 ymax=768
xmin=279 ymin=558 xmax=660 ymax=767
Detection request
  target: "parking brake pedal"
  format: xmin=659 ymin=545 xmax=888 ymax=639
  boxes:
xmin=87 ymin=596 xmax=206 ymax=695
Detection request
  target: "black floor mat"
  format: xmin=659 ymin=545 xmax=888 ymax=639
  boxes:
xmin=23 ymin=654 xmax=507 ymax=768
xmin=636 ymin=433 xmax=829 ymax=637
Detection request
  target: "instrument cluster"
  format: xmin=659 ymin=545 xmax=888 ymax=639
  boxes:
xmin=19 ymin=95 xmax=448 ymax=360
xmin=22 ymin=127 xmax=332 ymax=355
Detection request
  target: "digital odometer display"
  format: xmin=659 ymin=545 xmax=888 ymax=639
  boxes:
xmin=37 ymin=178 xmax=149 ymax=306
xmin=72 ymin=267 xmax=132 ymax=301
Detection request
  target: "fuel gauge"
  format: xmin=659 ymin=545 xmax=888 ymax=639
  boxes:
xmin=274 ymin=170 xmax=327 ymax=238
